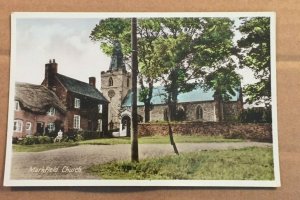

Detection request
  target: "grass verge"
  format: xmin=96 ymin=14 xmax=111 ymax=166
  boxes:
xmin=13 ymin=135 xmax=245 ymax=152
xmin=87 ymin=147 xmax=274 ymax=180
xmin=12 ymin=143 xmax=78 ymax=152
xmin=79 ymin=135 xmax=244 ymax=145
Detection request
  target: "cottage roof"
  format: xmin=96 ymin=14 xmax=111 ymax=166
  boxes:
xmin=56 ymin=73 xmax=108 ymax=102
xmin=122 ymin=86 xmax=240 ymax=107
xmin=15 ymin=82 xmax=66 ymax=114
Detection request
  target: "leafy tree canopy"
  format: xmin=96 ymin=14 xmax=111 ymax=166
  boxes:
xmin=237 ymin=17 xmax=271 ymax=107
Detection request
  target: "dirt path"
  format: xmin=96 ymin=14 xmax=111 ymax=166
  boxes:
xmin=10 ymin=142 xmax=272 ymax=180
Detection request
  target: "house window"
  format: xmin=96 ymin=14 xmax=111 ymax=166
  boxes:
xmin=98 ymin=104 xmax=103 ymax=113
xmin=109 ymin=77 xmax=113 ymax=86
xmin=13 ymin=120 xmax=23 ymax=132
xmin=15 ymin=101 xmax=20 ymax=111
xmin=196 ymin=106 xmax=203 ymax=120
xmin=74 ymin=98 xmax=80 ymax=108
xmin=25 ymin=122 xmax=32 ymax=130
xmin=48 ymin=122 xmax=55 ymax=132
xmin=47 ymin=107 xmax=56 ymax=116
xmin=97 ymin=119 xmax=102 ymax=132
xmin=73 ymin=115 xmax=80 ymax=129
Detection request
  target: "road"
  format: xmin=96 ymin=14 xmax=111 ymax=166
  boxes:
xmin=10 ymin=142 xmax=272 ymax=180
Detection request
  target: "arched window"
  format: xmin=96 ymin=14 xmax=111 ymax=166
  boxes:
xmin=109 ymin=77 xmax=113 ymax=86
xmin=163 ymin=108 xmax=168 ymax=121
xmin=127 ymin=77 xmax=130 ymax=87
xmin=196 ymin=106 xmax=203 ymax=120
xmin=176 ymin=106 xmax=186 ymax=121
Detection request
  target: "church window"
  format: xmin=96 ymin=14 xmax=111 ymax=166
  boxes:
xmin=163 ymin=108 xmax=168 ymax=121
xmin=127 ymin=77 xmax=130 ymax=87
xmin=109 ymin=77 xmax=113 ymax=86
xmin=176 ymin=106 xmax=186 ymax=121
xmin=196 ymin=106 xmax=203 ymax=120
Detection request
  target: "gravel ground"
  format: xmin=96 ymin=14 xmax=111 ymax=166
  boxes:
xmin=10 ymin=142 xmax=272 ymax=180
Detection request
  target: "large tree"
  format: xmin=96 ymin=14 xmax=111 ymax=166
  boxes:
xmin=90 ymin=18 xmax=161 ymax=122
xmin=150 ymin=18 xmax=236 ymax=120
xmin=237 ymin=17 xmax=271 ymax=107
xmin=90 ymin=17 xmax=237 ymax=121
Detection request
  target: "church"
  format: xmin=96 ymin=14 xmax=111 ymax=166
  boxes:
xmin=100 ymin=42 xmax=243 ymax=136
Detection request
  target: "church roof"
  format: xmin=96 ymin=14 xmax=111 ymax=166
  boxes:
xmin=15 ymin=82 xmax=66 ymax=114
xmin=122 ymin=86 xmax=240 ymax=107
xmin=56 ymin=73 xmax=108 ymax=102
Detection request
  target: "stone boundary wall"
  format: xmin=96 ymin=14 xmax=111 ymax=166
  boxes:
xmin=138 ymin=122 xmax=272 ymax=142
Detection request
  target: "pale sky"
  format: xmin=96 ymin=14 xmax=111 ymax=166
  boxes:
xmin=15 ymin=18 xmax=111 ymax=89
xmin=14 ymin=17 xmax=256 ymax=90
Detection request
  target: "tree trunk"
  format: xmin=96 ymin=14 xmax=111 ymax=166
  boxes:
xmin=144 ymin=102 xmax=151 ymax=122
xmin=166 ymin=110 xmax=179 ymax=155
xmin=144 ymin=81 xmax=153 ymax=122
xmin=131 ymin=18 xmax=139 ymax=162
xmin=168 ymin=68 xmax=179 ymax=121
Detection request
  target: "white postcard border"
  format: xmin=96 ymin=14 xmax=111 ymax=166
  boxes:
xmin=4 ymin=12 xmax=280 ymax=187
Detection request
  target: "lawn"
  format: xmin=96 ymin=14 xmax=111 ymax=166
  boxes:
xmin=79 ymin=135 xmax=244 ymax=145
xmin=13 ymin=135 xmax=245 ymax=152
xmin=12 ymin=142 xmax=78 ymax=152
xmin=87 ymin=147 xmax=274 ymax=180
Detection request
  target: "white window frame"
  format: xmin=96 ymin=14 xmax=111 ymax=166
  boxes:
xmin=48 ymin=122 xmax=55 ymax=132
xmin=74 ymin=98 xmax=80 ymax=108
xmin=98 ymin=119 xmax=102 ymax=132
xmin=25 ymin=122 xmax=32 ymax=131
xmin=98 ymin=104 xmax=103 ymax=113
xmin=47 ymin=107 xmax=56 ymax=116
xmin=15 ymin=101 xmax=20 ymax=111
xmin=13 ymin=120 xmax=23 ymax=132
xmin=73 ymin=115 xmax=80 ymax=129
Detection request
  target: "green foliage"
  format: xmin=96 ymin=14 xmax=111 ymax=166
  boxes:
xmin=237 ymin=17 xmax=271 ymax=106
xmin=90 ymin=17 xmax=236 ymax=121
xmin=38 ymin=136 xmax=52 ymax=144
xmin=77 ymin=130 xmax=101 ymax=140
xmin=18 ymin=136 xmax=53 ymax=145
xmin=87 ymin=147 xmax=274 ymax=180
xmin=239 ymin=107 xmax=272 ymax=123
xmin=204 ymin=66 xmax=241 ymax=102
xmin=90 ymin=18 xmax=131 ymax=57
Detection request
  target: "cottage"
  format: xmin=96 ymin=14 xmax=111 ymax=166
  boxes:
xmin=13 ymin=59 xmax=109 ymax=138
xmin=13 ymin=83 xmax=66 ymax=138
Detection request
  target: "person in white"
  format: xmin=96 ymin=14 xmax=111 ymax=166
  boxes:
xmin=54 ymin=129 xmax=63 ymax=143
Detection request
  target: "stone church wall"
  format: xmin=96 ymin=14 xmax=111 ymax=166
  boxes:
xmin=138 ymin=121 xmax=272 ymax=142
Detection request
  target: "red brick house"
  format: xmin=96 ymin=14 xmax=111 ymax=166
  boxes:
xmin=13 ymin=59 xmax=109 ymax=138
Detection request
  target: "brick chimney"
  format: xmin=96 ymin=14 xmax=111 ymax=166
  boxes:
xmin=44 ymin=59 xmax=57 ymax=90
xmin=89 ymin=77 xmax=96 ymax=87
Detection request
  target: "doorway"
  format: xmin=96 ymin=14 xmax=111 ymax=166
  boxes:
xmin=36 ymin=122 xmax=44 ymax=135
xmin=121 ymin=115 xmax=131 ymax=137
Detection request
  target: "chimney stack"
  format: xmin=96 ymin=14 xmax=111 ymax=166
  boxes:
xmin=45 ymin=59 xmax=58 ymax=89
xmin=89 ymin=77 xmax=96 ymax=87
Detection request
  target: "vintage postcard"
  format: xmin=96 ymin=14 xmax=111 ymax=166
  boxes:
xmin=4 ymin=12 xmax=280 ymax=187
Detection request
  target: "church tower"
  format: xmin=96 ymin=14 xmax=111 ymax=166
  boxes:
xmin=101 ymin=41 xmax=131 ymax=130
